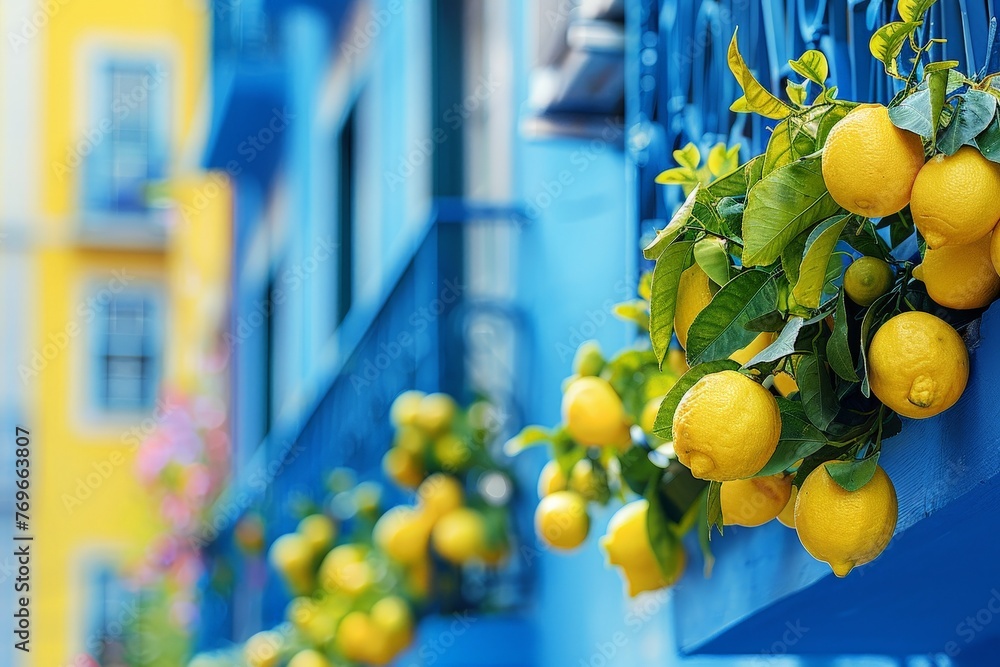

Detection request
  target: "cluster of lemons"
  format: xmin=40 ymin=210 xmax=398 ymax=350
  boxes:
xmin=530 ymin=345 xmax=687 ymax=597
xmin=192 ymin=392 xmax=510 ymax=667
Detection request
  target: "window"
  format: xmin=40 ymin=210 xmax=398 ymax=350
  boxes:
xmin=84 ymin=59 xmax=168 ymax=216
xmin=84 ymin=565 xmax=133 ymax=664
xmin=94 ymin=293 xmax=161 ymax=412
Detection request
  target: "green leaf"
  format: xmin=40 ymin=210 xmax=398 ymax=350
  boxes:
xmin=924 ymin=60 xmax=959 ymax=73
xmin=502 ymin=425 xmax=551 ymax=456
xmin=898 ymin=0 xmax=939 ymax=23
xmin=694 ymin=238 xmax=731 ymax=287
xmin=620 ymin=447 xmax=660 ymax=495
xmin=612 ymin=300 xmax=650 ymax=330
xmin=655 ymin=167 xmax=698 ymax=186
xmin=644 ymin=186 xmax=700 ymax=260
xmin=745 ymin=317 xmax=805 ymax=367
xmin=758 ymin=398 xmax=828 ymax=476
xmin=888 ymin=87 xmax=936 ymax=137
xmin=792 ymin=214 xmax=852 ymax=309
xmin=551 ymin=431 xmax=586 ymax=478
xmin=742 ymin=155 xmax=841 ymax=266
xmin=827 ymin=290 xmax=860 ymax=382
xmin=645 ymin=476 xmax=684 ymax=578
xmin=707 ymin=143 xmax=741 ymax=177
xmin=929 ymin=69 xmax=949 ymax=135
xmin=938 ymin=91 xmax=998 ymax=155
xmin=696 ymin=495 xmax=715 ymax=573
xmin=706 ymin=162 xmax=750 ymax=199
xmin=652 ymin=359 xmax=742 ymax=440
xmin=781 ymin=229 xmax=811 ymax=285
xmin=870 ymin=22 xmax=922 ymax=76
xmin=649 ymin=241 xmax=695 ymax=365
xmin=858 ymin=292 xmax=896 ymax=397
xmin=797 ymin=354 xmax=839 ymax=431
xmin=789 ymin=50 xmax=829 ymax=86
xmin=745 ymin=310 xmax=787 ymax=333
xmin=674 ymin=143 xmax=701 ymax=170
xmin=978 ymin=114 xmax=1000 ymax=163
xmin=824 ymin=453 xmax=880 ymax=492
xmin=727 ymin=29 xmax=793 ymax=120
xmin=787 ymin=80 xmax=808 ymax=106
xmin=706 ymin=481 xmax=724 ymax=536
xmin=763 ymin=104 xmax=850 ymax=176
xmin=686 ymin=270 xmax=779 ymax=365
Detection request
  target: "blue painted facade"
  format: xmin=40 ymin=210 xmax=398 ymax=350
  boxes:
xmin=199 ymin=0 xmax=1000 ymax=665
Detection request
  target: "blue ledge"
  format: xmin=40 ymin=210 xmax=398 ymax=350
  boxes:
xmin=673 ymin=304 xmax=1000 ymax=658
xmin=393 ymin=614 xmax=535 ymax=667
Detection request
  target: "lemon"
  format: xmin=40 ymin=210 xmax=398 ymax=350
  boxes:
xmin=673 ymin=371 xmax=781 ymax=481
xmin=573 ymin=340 xmax=605 ymax=376
xmin=729 ymin=332 xmax=773 ymax=366
xmin=382 ymin=446 xmax=425 ymax=489
xmin=267 ymin=533 xmax=314 ymax=592
xmin=318 ymin=544 xmax=374 ymax=597
xmin=772 ymin=370 xmax=799 ymax=397
xmin=394 ymin=426 xmax=428 ymax=455
xmin=667 ymin=348 xmax=689 ymax=376
xmin=675 ymin=263 xmax=714 ymax=349
xmin=868 ymin=311 xmax=968 ymax=419
xmin=415 ymin=392 xmax=458 ymax=436
xmin=777 ymin=485 xmax=798 ymax=528
xmin=301 ymin=609 xmax=338 ymax=648
xmin=390 ymin=390 xmax=425 ymax=427
xmin=600 ymin=499 xmax=685 ymax=597
xmin=844 ymin=257 xmax=894 ymax=307
xmin=286 ymin=596 xmax=318 ymax=630
xmin=568 ymin=459 xmax=604 ymax=501
xmin=373 ymin=506 xmax=432 ymax=565
xmin=433 ymin=433 xmax=472 ymax=471
xmin=914 ymin=234 xmax=1000 ymax=309
xmin=537 ymin=460 xmax=566 ymax=498
xmin=244 ymin=631 xmax=283 ymax=667
xmin=432 ymin=507 xmax=486 ymax=564
xmin=336 ymin=611 xmax=378 ymax=663
xmin=991 ymin=226 xmax=1000 ymax=276
xmin=562 ymin=376 xmax=627 ymax=447
xmin=639 ymin=395 xmax=666 ymax=436
xmin=353 ymin=480 xmax=383 ymax=515
xmin=821 ymin=104 xmax=925 ymax=218
xmin=720 ymin=474 xmax=792 ymax=527
xmin=417 ymin=473 xmax=465 ymax=521
xmin=297 ymin=514 xmax=336 ymax=556
xmin=911 ymin=146 xmax=1000 ymax=248
xmin=795 ymin=463 xmax=897 ymax=577
xmin=370 ymin=595 xmax=415 ymax=652
xmin=287 ymin=650 xmax=331 ymax=667
xmin=535 ymin=490 xmax=590 ymax=550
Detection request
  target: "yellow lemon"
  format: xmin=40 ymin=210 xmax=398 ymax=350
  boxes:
xmin=674 ymin=263 xmax=714 ymax=349
xmin=417 ymin=473 xmax=465 ymax=521
xmin=287 ymin=650 xmax=331 ymax=667
xmin=868 ymin=311 xmax=968 ymax=419
xmin=821 ymin=104 xmax=925 ymax=218
xmin=911 ymin=146 xmax=1000 ymax=248
xmin=371 ymin=595 xmax=415 ymax=653
xmin=639 ymin=395 xmax=666 ymax=436
xmin=431 ymin=507 xmax=487 ymax=564
xmin=267 ymin=533 xmax=314 ymax=592
xmin=373 ymin=506 xmax=432 ymax=565
xmin=394 ymin=425 xmax=428 ymax=455
xmin=562 ymin=376 xmax=627 ymax=447
xmin=729 ymin=332 xmax=773 ymax=366
xmin=844 ymin=257 xmax=895 ymax=307
xmin=795 ymin=463 xmax=898 ymax=577
xmin=535 ymin=490 xmax=590 ymax=550
xmin=568 ymin=459 xmax=604 ymax=502
xmin=667 ymin=348 xmax=689 ymax=376
xmin=914 ymin=234 xmax=1000 ymax=309
xmin=772 ymin=370 xmax=799 ymax=397
xmin=777 ymin=485 xmax=798 ymax=528
xmin=244 ymin=631 xmax=283 ymax=667
xmin=297 ymin=514 xmax=336 ymax=556
xmin=433 ymin=433 xmax=472 ymax=471
xmin=382 ymin=446 xmax=425 ymax=489
xmin=390 ymin=390 xmax=425 ymax=428
xmin=336 ymin=611 xmax=378 ymax=663
xmin=285 ymin=596 xmax=318 ymax=630
xmin=600 ymin=499 xmax=685 ymax=597
xmin=720 ymin=474 xmax=792 ymax=527
xmin=415 ymin=392 xmax=458 ymax=436
xmin=673 ymin=371 xmax=781 ymax=481
xmin=318 ymin=544 xmax=374 ymax=597
xmin=537 ymin=460 xmax=566 ymax=498
xmin=991 ymin=225 xmax=1000 ymax=276
xmin=573 ymin=340 xmax=605 ymax=376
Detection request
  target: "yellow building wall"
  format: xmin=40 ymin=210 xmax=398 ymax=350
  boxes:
xmin=31 ymin=1 xmax=228 ymax=665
